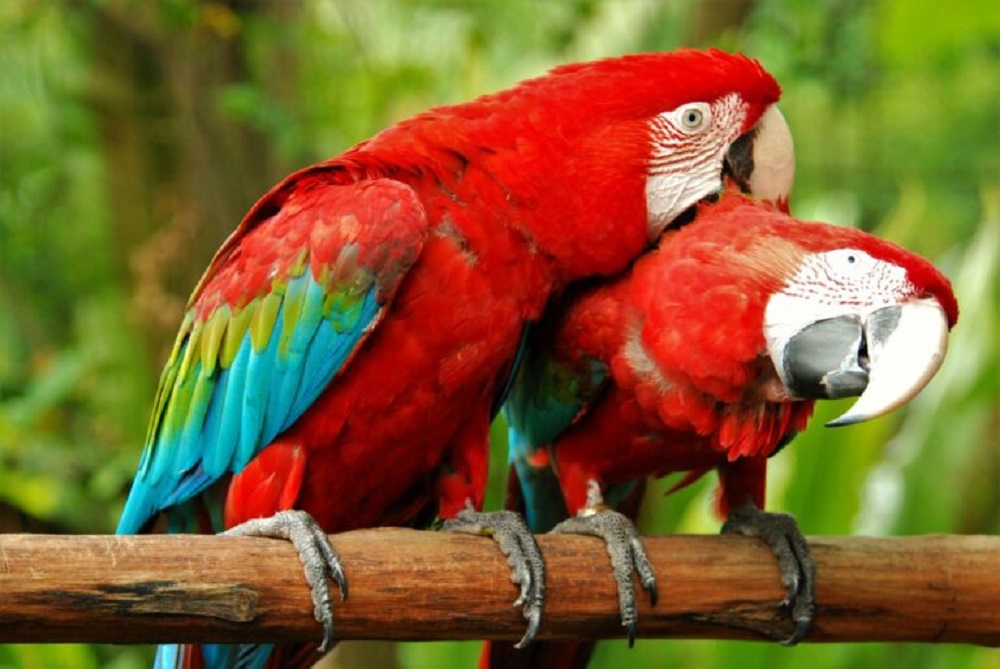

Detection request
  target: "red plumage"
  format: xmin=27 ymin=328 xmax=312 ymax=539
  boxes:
xmin=489 ymin=193 xmax=957 ymax=669
xmin=123 ymin=50 xmax=786 ymax=668
xmin=214 ymin=51 xmax=782 ymax=530
xmin=530 ymin=192 xmax=956 ymax=518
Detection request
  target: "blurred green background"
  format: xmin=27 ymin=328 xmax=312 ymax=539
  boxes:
xmin=0 ymin=0 xmax=996 ymax=668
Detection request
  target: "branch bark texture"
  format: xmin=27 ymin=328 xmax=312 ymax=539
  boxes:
xmin=0 ymin=530 xmax=996 ymax=646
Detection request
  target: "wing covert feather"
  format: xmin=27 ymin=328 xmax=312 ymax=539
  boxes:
xmin=118 ymin=178 xmax=427 ymax=533
xmin=503 ymin=335 xmax=610 ymax=531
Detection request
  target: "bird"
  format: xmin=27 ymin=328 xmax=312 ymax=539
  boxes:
xmin=114 ymin=50 xmax=794 ymax=668
xmin=496 ymin=191 xmax=957 ymax=668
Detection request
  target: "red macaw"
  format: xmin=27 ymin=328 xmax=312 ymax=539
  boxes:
xmin=494 ymin=192 xmax=957 ymax=667
xmin=115 ymin=50 xmax=795 ymax=668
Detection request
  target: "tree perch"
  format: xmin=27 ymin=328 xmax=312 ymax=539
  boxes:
xmin=0 ymin=530 xmax=996 ymax=646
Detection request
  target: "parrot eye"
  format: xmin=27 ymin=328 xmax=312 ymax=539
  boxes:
xmin=673 ymin=103 xmax=712 ymax=133
xmin=683 ymin=108 xmax=703 ymax=127
xmin=826 ymin=249 xmax=876 ymax=276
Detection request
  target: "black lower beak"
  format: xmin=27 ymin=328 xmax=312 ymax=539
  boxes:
xmin=723 ymin=129 xmax=757 ymax=194
xmin=771 ymin=298 xmax=948 ymax=426
xmin=780 ymin=306 xmax=907 ymax=403
xmin=781 ymin=315 xmax=870 ymax=400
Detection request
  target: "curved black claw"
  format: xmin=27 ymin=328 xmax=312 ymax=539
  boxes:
xmin=552 ymin=509 xmax=657 ymax=647
xmin=442 ymin=508 xmax=545 ymax=648
xmin=722 ymin=502 xmax=815 ymax=645
xmin=224 ymin=509 xmax=346 ymax=652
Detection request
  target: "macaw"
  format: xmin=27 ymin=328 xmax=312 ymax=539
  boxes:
xmin=493 ymin=192 xmax=957 ymax=668
xmin=115 ymin=50 xmax=795 ymax=669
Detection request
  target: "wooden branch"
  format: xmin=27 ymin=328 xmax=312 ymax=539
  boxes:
xmin=1 ymin=530 xmax=997 ymax=646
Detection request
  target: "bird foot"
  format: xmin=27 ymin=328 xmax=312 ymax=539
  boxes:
xmin=442 ymin=507 xmax=545 ymax=648
xmin=552 ymin=508 xmax=657 ymax=647
xmin=722 ymin=502 xmax=815 ymax=645
xmin=224 ymin=510 xmax=346 ymax=652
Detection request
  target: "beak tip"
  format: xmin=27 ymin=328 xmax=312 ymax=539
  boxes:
xmin=822 ymin=298 xmax=950 ymax=430
xmin=825 ymin=413 xmax=866 ymax=428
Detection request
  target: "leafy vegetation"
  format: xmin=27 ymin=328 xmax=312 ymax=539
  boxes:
xmin=1 ymin=1 xmax=996 ymax=668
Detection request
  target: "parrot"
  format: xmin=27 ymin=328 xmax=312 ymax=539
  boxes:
xmin=114 ymin=50 xmax=796 ymax=669
xmin=489 ymin=191 xmax=958 ymax=668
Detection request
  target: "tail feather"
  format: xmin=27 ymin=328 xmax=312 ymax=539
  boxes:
xmin=154 ymin=643 xmax=318 ymax=669
xmin=506 ymin=457 xmax=568 ymax=533
xmin=481 ymin=640 xmax=595 ymax=669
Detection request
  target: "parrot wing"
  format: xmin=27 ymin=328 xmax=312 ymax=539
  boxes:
xmin=118 ymin=174 xmax=428 ymax=534
xmin=489 ymin=331 xmax=643 ymax=669
xmin=504 ymin=279 xmax=650 ymax=533
xmin=503 ymin=319 xmax=612 ymax=532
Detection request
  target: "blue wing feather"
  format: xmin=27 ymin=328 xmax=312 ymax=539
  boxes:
xmin=154 ymin=642 xmax=274 ymax=669
xmin=118 ymin=179 xmax=428 ymax=538
xmin=504 ymin=344 xmax=611 ymax=532
xmin=210 ymin=338 xmax=251 ymax=478
xmin=117 ymin=273 xmax=381 ymax=534
xmin=238 ymin=334 xmax=272 ymax=469
xmin=298 ymin=290 xmax=380 ymax=410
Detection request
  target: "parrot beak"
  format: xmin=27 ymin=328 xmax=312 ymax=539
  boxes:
xmin=724 ymin=106 xmax=795 ymax=208
xmin=772 ymin=297 xmax=950 ymax=426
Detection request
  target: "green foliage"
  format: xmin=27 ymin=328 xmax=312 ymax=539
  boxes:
xmin=0 ymin=1 xmax=996 ymax=668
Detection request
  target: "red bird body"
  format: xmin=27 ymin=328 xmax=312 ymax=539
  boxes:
xmin=221 ymin=99 xmax=667 ymax=530
xmin=530 ymin=202 xmax=816 ymax=517
xmin=511 ymin=193 xmax=957 ymax=520
xmin=498 ymin=193 xmax=957 ymax=667
xmin=117 ymin=51 xmax=789 ymax=668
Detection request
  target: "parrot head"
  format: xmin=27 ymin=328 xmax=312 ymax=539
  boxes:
xmin=760 ymin=217 xmax=959 ymax=426
xmin=355 ymin=49 xmax=793 ymax=281
xmin=477 ymin=49 xmax=794 ymax=249
xmin=564 ymin=48 xmax=795 ymax=239
xmin=629 ymin=194 xmax=958 ymax=434
xmin=641 ymin=92 xmax=795 ymax=237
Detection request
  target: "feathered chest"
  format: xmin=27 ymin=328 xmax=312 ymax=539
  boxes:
xmin=613 ymin=320 xmax=813 ymax=462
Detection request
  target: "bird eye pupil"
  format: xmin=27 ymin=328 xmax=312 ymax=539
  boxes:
xmin=684 ymin=109 xmax=702 ymax=127
xmin=847 ymin=255 xmax=856 ymax=264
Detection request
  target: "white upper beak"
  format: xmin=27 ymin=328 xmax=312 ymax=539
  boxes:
xmin=746 ymin=106 xmax=795 ymax=207
xmin=827 ymin=297 xmax=950 ymax=426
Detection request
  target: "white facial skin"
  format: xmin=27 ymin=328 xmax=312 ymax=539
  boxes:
xmin=764 ymin=248 xmax=950 ymax=425
xmin=766 ymin=249 xmax=914 ymax=339
xmin=644 ymin=99 xmax=796 ymax=241
xmin=645 ymin=93 xmax=748 ymax=240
